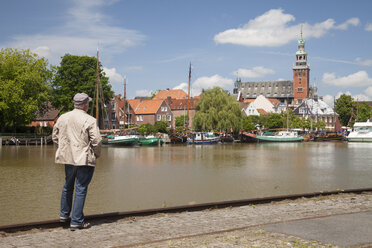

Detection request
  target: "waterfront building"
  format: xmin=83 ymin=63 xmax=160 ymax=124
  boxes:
xmin=243 ymin=95 xmax=280 ymax=116
xmin=293 ymin=98 xmax=340 ymax=131
xmin=105 ymin=95 xmax=136 ymax=129
xmin=29 ymin=102 xmax=60 ymax=128
xmin=133 ymin=99 xmax=174 ymax=129
xmin=233 ymin=31 xmax=313 ymax=107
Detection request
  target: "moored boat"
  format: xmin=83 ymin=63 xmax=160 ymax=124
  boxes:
xmin=347 ymin=120 xmax=372 ymax=142
xmin=256 ymin=131 xmax=304 ymax=142
xmin=139 ymin=136 xmax=163 ymax=146
xmin=187 ymin=132 xmax=220 ymax=144
xmin=102 ymin=135 xmax=139 ymax=145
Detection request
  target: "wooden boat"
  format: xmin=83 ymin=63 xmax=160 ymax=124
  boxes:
xmin=313 ymin=132 xmax=345 ymax=141
xmin=139 ymin=136 xmax=163 ymax=146
xmin=187 ymin=132 xmax=220 ymax=144
xmin=169 ymin=133 xmax=187 ymax=143
xmin=102 ymin=135 xmax=139 ymax=145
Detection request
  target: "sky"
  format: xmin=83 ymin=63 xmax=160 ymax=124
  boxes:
xmin=1 ymin=0 xmax=372 ymax=107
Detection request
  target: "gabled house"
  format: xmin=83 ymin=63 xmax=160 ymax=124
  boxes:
xmin=167 ymin=97 xmax=198 ymax=129
xmin=105 ymin=95 xmax=136 ymax=129
xmin=293 ymin=98 xmax=340 ymax=131
xmin=243 ymin=95 xmax=275 ymax=116
xmin=134 ymin=99 xmax=173 ymax=129
xmin=29 ymin=102 xmax=60 ymax=128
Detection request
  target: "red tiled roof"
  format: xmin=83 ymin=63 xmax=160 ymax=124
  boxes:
xmin=127 ymin=99 xmax=141 ymax=110
xmin=153 ymin=89 xmax=187 ymax=100
xmin=268 ymin=98 xmax=280 ymax=106
xmin=257 ymin=108 xmax=267 ymax=115
xmin=243 ymin=99 xmax=255 ymax=103
xmin=135 ymin=99 xmax=164 ymax=114
xmin=169 ymin=98 xmax=198 ymax=110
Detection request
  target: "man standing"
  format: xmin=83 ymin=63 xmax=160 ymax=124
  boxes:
xmin=52 ymin=93 xmax=102 ymax=231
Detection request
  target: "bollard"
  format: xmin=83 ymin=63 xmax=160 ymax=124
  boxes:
xmin=41 ymin=138 xmax=43 ymax=146
xmin=0 ymin=137 xmax=2 ymax=147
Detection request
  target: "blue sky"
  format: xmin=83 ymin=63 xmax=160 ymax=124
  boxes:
xmin=1 ymin=0 xmax=372 ymax=107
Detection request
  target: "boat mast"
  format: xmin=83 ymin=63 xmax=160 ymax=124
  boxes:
xmin=333 ymin=96 xmax=336 ymax=132
xmin=356 ymin=98 xmax=359 ymax=122
xmin=186 ymin=63 xmax=191 ymax=132
xmin=96 ymin=47 xmax=100 ymax=126
xmin=123 ymin=76 xmax=126 ymax=128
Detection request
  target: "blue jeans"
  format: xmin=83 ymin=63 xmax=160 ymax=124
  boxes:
xmin=60 ymin=164 xmax=95 ymax=226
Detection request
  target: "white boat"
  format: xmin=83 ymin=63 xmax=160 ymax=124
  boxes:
xmin=347 ymin=120 xmax=372 ymax=142
xmin=187 ymin=132 xmax=220 ymax=144
xmin=102 ymin=135 xmax=139 ymax=145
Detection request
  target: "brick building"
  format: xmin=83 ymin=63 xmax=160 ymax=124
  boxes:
xmin=233 ymin=32 xmax=313 ymax=107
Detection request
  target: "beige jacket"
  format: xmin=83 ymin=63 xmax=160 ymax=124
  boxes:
xmin=52 ymin=109 xmax=102 ymax=166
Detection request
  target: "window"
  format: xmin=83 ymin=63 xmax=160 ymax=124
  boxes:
xmin=167 ymin=115 xmax=171 ymax=121
xmin=136 ymin=115 xmax=143 ymax=122
xmin=297 ymin=87 xmax=303 ymax=93
xmin=112 ymin=112 xmax=116 ymax=120
xmin=298 ymin=99 xmax=303 ymax=104
xmin=299 ymin=107 xmax=304 ymax=114
xmin=157 ymin=114 xmax=161 ymax=121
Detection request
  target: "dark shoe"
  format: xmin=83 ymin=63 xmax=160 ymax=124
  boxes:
xmin=60 ymin=216 xmax=69 ymax=223
xmin=70 ymin=222 xmax=91 ymax=231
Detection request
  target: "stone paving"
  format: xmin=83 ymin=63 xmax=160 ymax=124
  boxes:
xmin=1 ymin=192 xmax=372 ymax=248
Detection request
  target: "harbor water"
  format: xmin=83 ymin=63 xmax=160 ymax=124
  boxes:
xmin=1 ymin=142 xmax=372 ymax=226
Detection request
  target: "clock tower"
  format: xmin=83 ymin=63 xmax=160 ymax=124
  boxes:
xmin=293 ymin=30 xmax=310 ymax=105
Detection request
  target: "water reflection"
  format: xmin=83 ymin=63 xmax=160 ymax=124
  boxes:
xmin=1 ymin=142 xmax=372 ymax=225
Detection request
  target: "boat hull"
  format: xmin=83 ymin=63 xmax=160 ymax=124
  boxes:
xmin=139 ymin=137 xmax=163 ymax=146
xmin=102 ymin=136 xmax=139 ymax=146
xmin=256 ymin=136 xmax=304 ymax=142
xmin=347 ymin=137 xmax=372 ymax=142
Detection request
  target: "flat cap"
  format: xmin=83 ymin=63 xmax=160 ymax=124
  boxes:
xmin=73 ymin=93 xmax=92 ymax=105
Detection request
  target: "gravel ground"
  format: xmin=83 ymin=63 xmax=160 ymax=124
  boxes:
xmin=1 ymin=192 xmax=372 ymax=248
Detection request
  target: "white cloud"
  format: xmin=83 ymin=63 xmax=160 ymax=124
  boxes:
xmin=364 ymin=87 xmax=372 ymax=97
xmin=3 ymin=0 xmax=145 ymax=64
xmin=322 ymin=71 xmax=372 ymax=87
xmin=331 ymin=91 xmax=370 ymax=105
xmin=173 ymin=75 xmax=234 ymax=96
xmin=335 ymin=18 xmax=360 ymax=30
xmin=103 ymin=67 xmax=123 ymax=84
xmin=233 ymin=66 xmax=275 ymax=78
xmin=365 ymin=23 xmax=372 ymax=31
xmin=32 ymin=46 xmax=51 ymax=58
xmin=355 ymin=58 xmax=372 ymax=66
xmin=214 ymin=9 xmax=359 ymax=47
xmin=135 ymin=89 xmax=153 ymax=97
xmin=322 ymin=94 xmax=335 ymax=108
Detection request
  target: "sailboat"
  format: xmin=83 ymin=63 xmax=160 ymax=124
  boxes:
xmin=253 ymin=101 xmax=304 ymax=142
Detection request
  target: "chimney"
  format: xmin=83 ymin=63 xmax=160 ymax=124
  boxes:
xmin=166 ymin=96 xmax=172 ymax=106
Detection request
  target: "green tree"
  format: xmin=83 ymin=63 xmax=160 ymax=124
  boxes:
xmin=335 ymin=94 xmax=354 ymax=127
xmin=356 ymin=102 xmax=371 ymax=122
xmin=175 ymin=114 xmax=186 ymax=127
xmin=192 ymin=87 xmax=243 ymax=131
xmin=0 ymin=48 xmax=53 ymax=130
xmin=242 ymin=115 xmax=259 ymax=131
xmin=137 ymin=123 xmax=155 ymax=135
xmin=51 ymin=54 xmax=113 ymax=116
xmin=154 ymin=120 xmax=169 ymax=133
